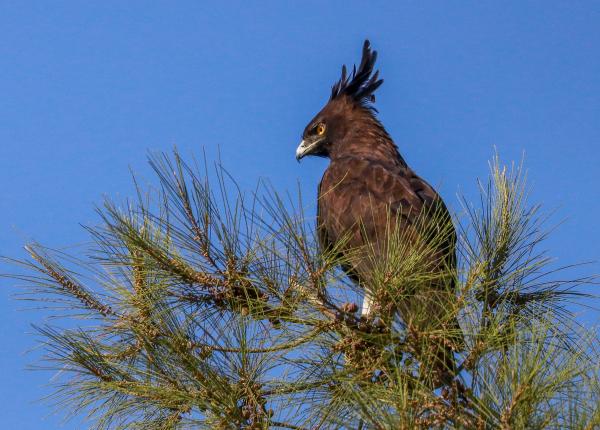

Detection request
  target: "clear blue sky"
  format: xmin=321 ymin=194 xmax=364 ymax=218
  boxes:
xmin=1 ymin=2 xmax=599 ymax=428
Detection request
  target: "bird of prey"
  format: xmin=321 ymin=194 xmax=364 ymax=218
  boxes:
xmin=296 ymin=40 xmax=462 ymax=376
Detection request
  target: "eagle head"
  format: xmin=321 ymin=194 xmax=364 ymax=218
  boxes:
xmin=296 ymin=40 xmax=384 ymax=161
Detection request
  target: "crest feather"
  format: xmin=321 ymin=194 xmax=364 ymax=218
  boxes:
xmin=330 ymin=40 xmax=384 ymax=109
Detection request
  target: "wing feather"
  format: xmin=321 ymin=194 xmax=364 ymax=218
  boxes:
xmin=317 ymin=156 xmax=461 ymax=349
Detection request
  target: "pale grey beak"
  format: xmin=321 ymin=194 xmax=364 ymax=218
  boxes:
xmin=296 ymin=139 xmax=319 ymax=161
xmin=296 ymin=140 xmax=308 ymax=161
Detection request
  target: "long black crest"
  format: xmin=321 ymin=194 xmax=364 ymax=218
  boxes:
xmin=330 ymin=40 xmax=384 ymax=107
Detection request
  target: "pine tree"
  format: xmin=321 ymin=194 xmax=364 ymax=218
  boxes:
xmin=8 ymin=151 xmax=599 ymax=429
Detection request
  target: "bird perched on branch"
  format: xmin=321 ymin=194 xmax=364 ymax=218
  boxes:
xmin=296 ymin=40 xmax=463 ymax=380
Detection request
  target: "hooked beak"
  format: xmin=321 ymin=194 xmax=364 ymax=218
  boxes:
xmin=295 ymin=139 xmax=320 ymax=162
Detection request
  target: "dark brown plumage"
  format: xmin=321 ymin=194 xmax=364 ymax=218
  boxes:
xmin=296 ymin=40 xmax=462 ymax=380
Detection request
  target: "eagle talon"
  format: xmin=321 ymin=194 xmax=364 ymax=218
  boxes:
xmin=341 ymin=302 xmax=358 ymax=314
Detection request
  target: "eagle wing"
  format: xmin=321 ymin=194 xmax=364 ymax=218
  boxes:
xmin=317 ymin=156 xmax=460 ymax=345
xmin=317 ymin=156 xmax=455 ymax=269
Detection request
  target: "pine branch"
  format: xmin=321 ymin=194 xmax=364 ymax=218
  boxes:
xmin=7 ymin=149 xmax=598 ymax=429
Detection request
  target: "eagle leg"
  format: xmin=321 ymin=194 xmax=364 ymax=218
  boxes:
xmin=361 ymin=292 xmax=374 ymax=316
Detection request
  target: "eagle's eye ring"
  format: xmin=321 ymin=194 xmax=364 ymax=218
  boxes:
xmin=316 ymin=123 xmax=326 ymax=136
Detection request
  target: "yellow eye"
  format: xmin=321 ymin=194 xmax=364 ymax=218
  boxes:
xmin=316 ymin=123 xmax=326 ymax=136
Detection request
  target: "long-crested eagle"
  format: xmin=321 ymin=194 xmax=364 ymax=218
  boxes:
xmin=296 ymin=40 xmax=463 ymax=376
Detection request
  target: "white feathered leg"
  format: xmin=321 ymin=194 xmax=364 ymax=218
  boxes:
xmin=361 ymin=291 xmax=374 ymax=317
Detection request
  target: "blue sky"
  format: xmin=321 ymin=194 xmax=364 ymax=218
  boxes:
xmin=1 ymin=2 xmax=599 ymax=428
